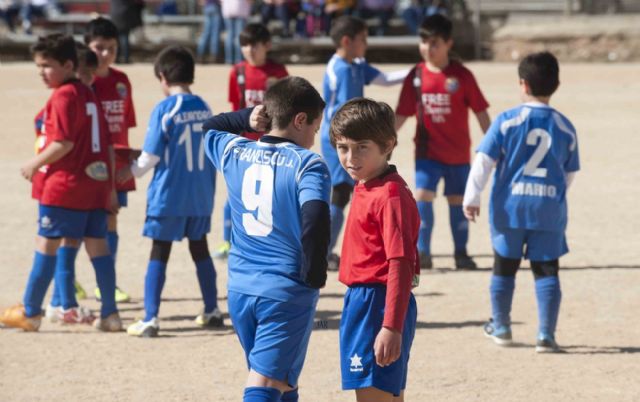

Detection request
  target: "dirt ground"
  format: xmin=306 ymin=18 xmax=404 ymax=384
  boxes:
xmin=0 ymin=62 xmax=639 ymax=402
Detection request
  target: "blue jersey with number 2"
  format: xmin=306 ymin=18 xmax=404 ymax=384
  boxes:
xmin=205 ymin=132 xmax=331 ymax=306
xmin=477 ymin=103 xmax=580 ymax=232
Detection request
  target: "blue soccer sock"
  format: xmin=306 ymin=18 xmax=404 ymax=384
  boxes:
xmin=243 ymin=387 xmax=282 ymax=402
xmin=23 ymin=252 xmax=57 ymax=317
xmin=91 ymin=255 xmax=117 ymax=317
xmin=144 ymin=259 xmax=167 ymax=321
xmin=223 ymin=201 xmax=232 ymax=243
xmin=449 ymin=204 xmax=468 ymax=255
xmin=535 ymin=276 xmax=562 ymax=338
xmin=328 ymin=204 xmax=344 ymax=255
xmin=107 ymin=231 xmax=119 ymax=261
xmin=490 ymin=275 xmax=516 ymax=328
xmin=280 ymin=388 xmax=298 ymax=402
xmin=417 ymin=201 xmax=434 ymax=256
xmin=195 ymin=258 xmax=218 ymax=313
xmin=54 ymin=246 xmax=79 ymax=309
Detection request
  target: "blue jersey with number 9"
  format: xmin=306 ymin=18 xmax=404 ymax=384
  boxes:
xmin=205 ymin=131 xmax=331 ymax=306
xmin=478 ymin=103 xmax=580 ymax=232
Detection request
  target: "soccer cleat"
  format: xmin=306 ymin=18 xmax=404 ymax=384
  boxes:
xmin=75 ymin=280 xmax=87 ymax=300
xmin=0 ymin=304 xmax=41 ymax=332
xmin=327 ymin=253 xmax=340 ymax=272
xmin=212 ymin=241 xmax=231 ymax=260
xmin=94 ymin=287 xmax=131 ymax=303
xmin=195 ymin=308 xmax=224 ymax=328
xmin=419 ymin=253 xmax=433 ymax=270
xmin=94 ymin=312 xmax=123 ymax=332
xmin=61 ymin=306 xmax=96 ymax=325
xmin=455 ymin=252 xmax=477 ymax=270
xmin=45 ymin=304 xmax=64 ymax=323
xmin=483 ymin=319 xmax=513 ymax=346
xmin=127 ymin=318 xmax=159 ymax=337
xmin=536 ymin=334 xmax=561 ymax=353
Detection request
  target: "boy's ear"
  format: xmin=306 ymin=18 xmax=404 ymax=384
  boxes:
xmin=340 ymin=35 xmax=351 ymax=49
xmin=445 ymin=38 xmax=454 ymax=50
xmin=519 ymin=78 xmax=531 ymax=95
xmin=63 ymin=59 xmax=75 ymax=73
xmin=293 ymin=112 xmax=307 ymax=129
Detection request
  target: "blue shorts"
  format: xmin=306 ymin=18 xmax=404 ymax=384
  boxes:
xmin=491 ymin=226 xmax=568 ymax=261
xmin=117 ymin=191 xmax=128 ymax=208
xmin=415 ymin=159 xmax=470 ymax=196
xmin=321 ymin=132 xmax=354 ymax=187
xmin=142 ymin=216 xmax=211 ymax=241
xmin=38 ymin=204 xmax=107 ymax=239
xmin=228 ymin=291 xmax=317 ymax=387
xmin=340 ymin=285 xmax=417 ymax=396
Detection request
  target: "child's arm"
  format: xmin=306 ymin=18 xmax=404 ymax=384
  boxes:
xmin=370 ymin=68 xmax=411 ymax=87
xmin=21 ymin=140 xmax=73 ymax=181
xmin=202 ymin=107 xmax=262 ymax=134
xmin=394 ymin=114 xmax=409 ymax=131
xmin=475 ymin=110 xmax=491 ymax=134
xmin=108 ymin=145 xmax=120 ymax=213
xmin=300 ymin=199 xmax=330 ymax=288
xmin=462 ymin=152 xmax=496 ymax=222
xmin=118 ymin=151 xmax=161 ymax=183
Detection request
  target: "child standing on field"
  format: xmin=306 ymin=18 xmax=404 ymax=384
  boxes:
xmin=331 ymin=98 xmax=420 ymax=402
xmin=463 ymin=51 xmax=579 ymax=353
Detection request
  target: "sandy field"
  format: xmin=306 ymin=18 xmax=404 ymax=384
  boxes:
xmin=0 ymin=62 xmax=639 ymax=402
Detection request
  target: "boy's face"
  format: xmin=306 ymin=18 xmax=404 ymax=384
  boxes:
xmin=241 ymin=41 xmax=270 ymax=66
xmin=345 ymin=30 xmax=368 ymax=59
xmin=88 ymin=37 xmax=118 ymax=72
xmin=335 ymin=137 xmax=392 ymax=183
xmin=419 ymin=35 xmax=452 ymax=67
xmin=34 ymin=53 xmax=75 ymax=89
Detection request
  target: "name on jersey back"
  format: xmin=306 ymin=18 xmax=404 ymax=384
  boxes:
xmin=232 ymin=147 xmax=295 ymax=168
xmin=511 ymin=181 xmax=557 ymax=198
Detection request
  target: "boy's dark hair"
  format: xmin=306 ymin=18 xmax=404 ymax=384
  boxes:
xmin=330 ymin=98 xmax=397 ymax=158
xmin=419 ymin=14 xmax=453 ymax=41
xmin=75 ymin=42 xmax=98 ymax=71
xmin=263 ymin=76 xmax=325 ymax=130
xmin=239 ymin=23 xmax=272 ymax=46
xmin=154 ymin=45 xmax=195 ymax=84
xmin=84 ymin=17 xmax=119 ymax=44
xmin=329 ymin=15 xmax=367 ymax=47
xmin=518 ymin=51 xmax=559 ymax=97
xmin=31 ymin=34 xmax=78 ymax=70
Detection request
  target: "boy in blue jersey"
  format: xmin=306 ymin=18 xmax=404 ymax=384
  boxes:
xmin=463 ymin=52 xmax=580 ymax=353
xmin=202 ymin=76 xmax=331 ymax=402
xmin=321 ymin=15 xmax=408 ymax=270
xmin=117 ymin=46 xmax=223 ymax=337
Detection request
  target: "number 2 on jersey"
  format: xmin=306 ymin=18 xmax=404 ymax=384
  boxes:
xmin=524 ymin=128 xmax=552 ymax=178
xmin=241 ymin=164 xmax=274 ymax=236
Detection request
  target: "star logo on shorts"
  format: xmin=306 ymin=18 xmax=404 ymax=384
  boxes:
xmin=40 ymin=215 xmax=51 ymax=229
xmin=349 ymin=353 xmax=363 ymax=372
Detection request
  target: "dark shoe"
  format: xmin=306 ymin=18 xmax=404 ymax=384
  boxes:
xmin=483 ymin=318 xmax=512 ymax=346
xmin=419 ymin=253 xmax=433 ymax=270
xmin=455 ymin=252 xmax=477 ymax=270
xmin=536 ymin=334 xmax=561 ymax=353
xmin=327 ymin=253 xmax=340 ymax=272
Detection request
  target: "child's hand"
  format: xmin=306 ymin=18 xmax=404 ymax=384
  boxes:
xmin=250 ymin=105 xmax=270 ymax=132
xmin=116 ymin=166 xmax=134 ymax=184
xmin=20 ymin=160 xmax=38 ymax=181
xmin=374 ymin=327 xmax=402 ymax=367
xmin=464 ymin=205 xmax=480 ymax=222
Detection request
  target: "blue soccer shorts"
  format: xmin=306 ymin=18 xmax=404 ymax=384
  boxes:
xmin=415 ymin=159 xmax=470 ymax=196
xmin=228 ymin=291 xmax=317 ymax=388
xmin=38 ymin=204 xmax=107 ymax=239
xmin=491 ymin=226 xmax=568 ymax=261
xmin=117 ymin=191 xmax=128 ymax=208
xmin=142 ymin=216 xmax=211 ymax=242
xmin=340 ymin=285 xmax=417 ymax=396
xmin=321 ymin=131 xmax=354 ymax=187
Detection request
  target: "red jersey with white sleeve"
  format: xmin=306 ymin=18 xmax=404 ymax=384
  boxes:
xmin=92 ymin=67 xmax=136 ymax=191
xmin=339 ymin=166 xmax=420 ymax=286
xmin=32 ymin=108 xmax=47 ymax=200
xmin=39 ymin=79 xmax=112 ymax=211
xmin=396 ymin=60 xmax=489 ymax=164
xmin=228 ymin=60 xmax=288 ymax=140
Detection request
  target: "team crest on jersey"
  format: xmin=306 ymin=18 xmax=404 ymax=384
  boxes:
xmin=116 ymin=82 xmax=128 ymax=99
xmin=445 ymin=77 xmax=459 ymax=93
xmin=85 ymin=161 xmax=109 ymax=181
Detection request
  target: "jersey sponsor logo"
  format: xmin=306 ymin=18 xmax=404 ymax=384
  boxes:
xmin=85 ymin=161 xmax=109 ymax=181
xmin=445 ymin=77 xmax=459 ymax=93
xmin=232 ymin=147 xmax=296 ymax=168
xmin=421 ymin=93 xmax=451 ymax=123
xmin=349 ymin=353 xmax=364 ymax=372
xmin=511 ymin=181 xmax=557 ymax=198
xmin=40 ymin=215 xmax=52 ymax=229
xmin=116 ymin=82 xmax=128 ymax=99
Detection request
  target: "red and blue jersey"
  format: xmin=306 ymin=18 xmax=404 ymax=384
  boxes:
xmin=31 ymin=108 xmax=47 ymax=200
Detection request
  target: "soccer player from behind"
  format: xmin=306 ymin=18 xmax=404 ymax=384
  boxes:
xmin=213 ymin=22 xmax=289 ymax=260
xmin=118 ymin=46 xmax=223 ymax=337
xmin=321 ymin=15 xmax=409 ymax=270
xmin=85 ymin=17 xmax=137 ymax=302
xmin=202 ymin=76 xmax=330 ymax=402
xmin=395 ymin=14 xmax=491 ymax=270
xmin=0 ymin=34 xmax=121 ymax=332
xmin=331 ymin=98 xmax=419 ymax=402
xmin=463 ymin=51 xmax=580 ymax=353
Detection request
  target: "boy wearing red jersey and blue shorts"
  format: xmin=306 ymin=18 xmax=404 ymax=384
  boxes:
xmin=331 ymin=98 xmax=420 ymax=402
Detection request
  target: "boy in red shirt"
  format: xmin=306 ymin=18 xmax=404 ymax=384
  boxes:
xmin=331 ymin=98 xmax=419 ymax=402
xmin=0 ymin=34 xmax=121 ymax=332
xmin=84 ymin=17 xmax=137 ymax=301
xmin=214 ymin=22 xmax=288 ymax=259
xmin=395 ymin=14 xmax=491 ymax=270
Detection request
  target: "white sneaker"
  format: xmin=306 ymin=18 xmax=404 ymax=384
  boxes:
xmin=45 ymin=304 xmax=64 ymax=323
xmin=195 ymin=308 xmax=224 ymax=327
xmin=127 ymin=317 xmax=159 ymax=337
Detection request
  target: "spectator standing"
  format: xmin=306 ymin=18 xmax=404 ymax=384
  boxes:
xmin=110 ymin=0 xmax=145 ymax=64
xmin=221 ymin=0 xmax=251 ymax=64
xmin=197 ymin=0 xmax=223 ymax=63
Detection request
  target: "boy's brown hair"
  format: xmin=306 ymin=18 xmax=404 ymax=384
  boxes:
xmin=330 ymin=98 xmax=397 ymax=156
xmin=263 ymin=76 xmax=325 ymax=130
xmin=329 ymin=15 xmax=367 ymax=48
xmin=31 ymin=33 xmax=78 ymax=70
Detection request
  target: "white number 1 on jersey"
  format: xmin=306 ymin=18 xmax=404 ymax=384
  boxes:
xmin=178 ymin=124 xmax=206 ymax=172
xmin=241 ymin=164 xmax=274 ymax=236
xmin=86 ymin=102 xmax=100 ymax=153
